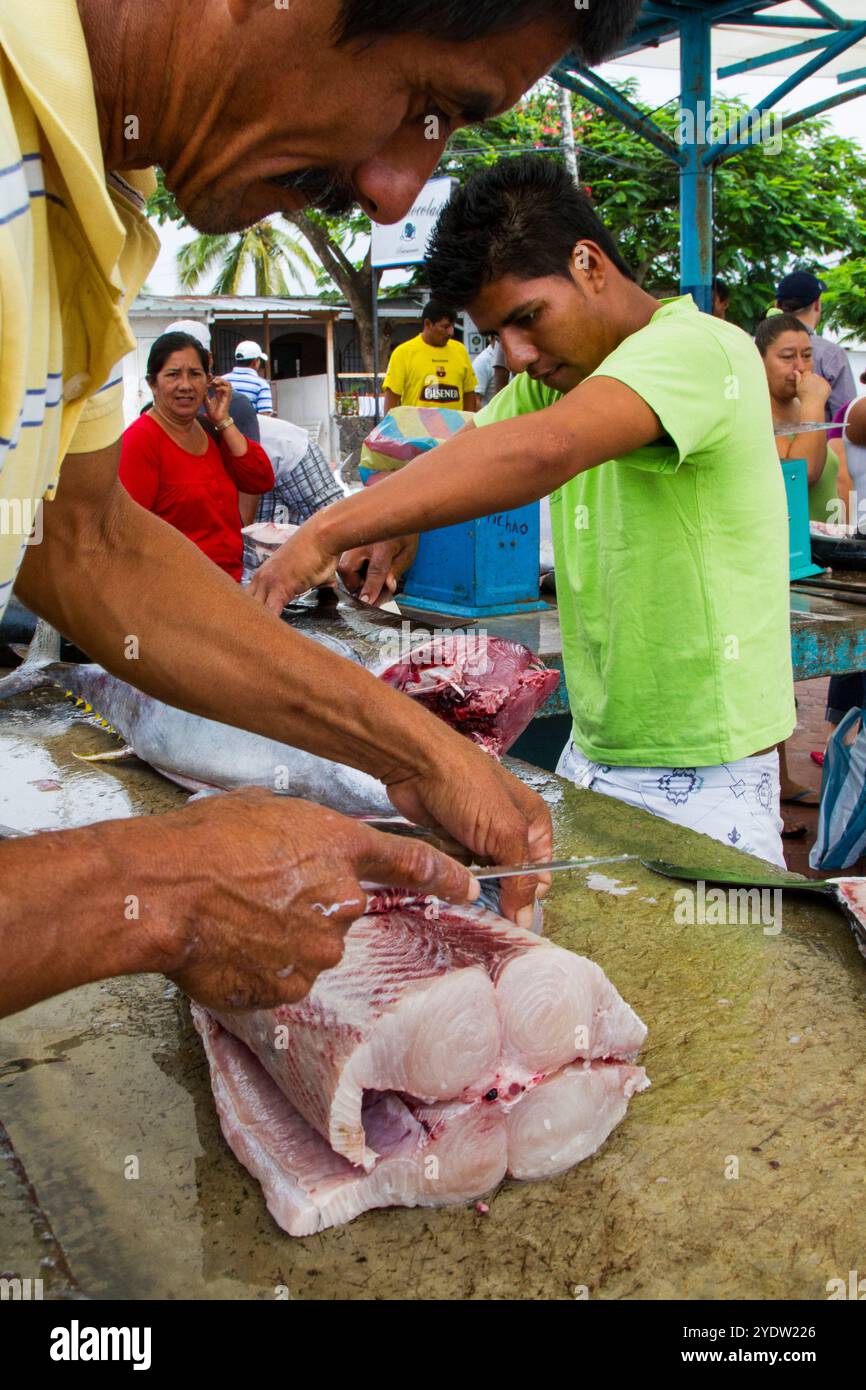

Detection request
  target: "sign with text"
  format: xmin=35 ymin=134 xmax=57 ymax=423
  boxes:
xmin=370 ymin=177 xmax=455 ymax=269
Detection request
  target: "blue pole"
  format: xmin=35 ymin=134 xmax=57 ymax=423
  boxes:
xmin=679 ymin=14 xmax=713 ymax=313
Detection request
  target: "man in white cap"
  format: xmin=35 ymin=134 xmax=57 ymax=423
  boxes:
xmin=224 ymin=341 xmax=275 ymax=416
xmin=165 ymin=320 xmax=261 ymax=443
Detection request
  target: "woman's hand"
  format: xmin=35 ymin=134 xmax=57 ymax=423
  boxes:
xmin=203 ymin=377 xmax=233 ymax=428
xmin=794 ymin=369 xmax=831 ymax=416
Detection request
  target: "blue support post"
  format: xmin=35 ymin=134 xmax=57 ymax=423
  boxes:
xmin=679 ymin=14 xmax=713 ymax=314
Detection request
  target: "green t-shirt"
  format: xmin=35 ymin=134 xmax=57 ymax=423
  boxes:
xmin=476 ymin=296 xmax=795 ymax=765
xmin=808 ymin=448 xmax=839 ymax=524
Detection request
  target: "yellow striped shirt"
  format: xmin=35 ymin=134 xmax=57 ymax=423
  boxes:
xmin=0 ymin=1 xmax=159 ymax=617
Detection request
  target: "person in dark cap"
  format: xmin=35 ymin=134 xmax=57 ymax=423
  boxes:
xmin=775 ymin=270 xmax=855 ymax=420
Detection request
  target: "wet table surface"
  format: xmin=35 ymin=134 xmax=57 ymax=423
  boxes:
xmin=1 ymin=688 xmax=865 ymax=1301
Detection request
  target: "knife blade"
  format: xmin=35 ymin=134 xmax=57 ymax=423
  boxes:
xmin=471 ymin=853 xmax=637 ymax=881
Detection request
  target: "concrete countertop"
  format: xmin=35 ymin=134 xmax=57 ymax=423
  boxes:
xmin=1 ymin=689 xmax=864 ymax=1300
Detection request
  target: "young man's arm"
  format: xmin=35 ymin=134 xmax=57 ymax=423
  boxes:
xmin=383 ymin=388 xmax=402 ymax=413
xmin=249 ymin=376 xmax=663 ymax=608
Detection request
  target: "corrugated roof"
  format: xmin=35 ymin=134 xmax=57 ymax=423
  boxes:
xmin=131 ymin=293 xmax=424 ymax=321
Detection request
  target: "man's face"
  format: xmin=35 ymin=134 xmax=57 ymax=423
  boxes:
xmin=468 ymin=258 xmax=619 ymax=395
xmin=169 ymin=2 xmax=569 ymax=231
xmin=424 ymin=317 xmax=455 ymax=348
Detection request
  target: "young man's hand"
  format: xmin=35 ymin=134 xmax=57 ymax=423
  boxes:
xmin=339 ymin=535 xmax=419 ymax=605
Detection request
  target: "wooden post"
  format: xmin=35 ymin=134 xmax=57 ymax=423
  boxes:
xmin=262 ymin=311 xmax=271 ymax=378
xmin=325 ymin=316 xmax=337 ymax=461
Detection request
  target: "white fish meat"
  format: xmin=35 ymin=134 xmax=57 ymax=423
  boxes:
xmin=196 ymin=894 xmax=648 ymax=1235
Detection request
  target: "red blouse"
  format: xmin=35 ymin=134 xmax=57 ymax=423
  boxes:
xmin=119 ymin=413 xmax=274 ymax=580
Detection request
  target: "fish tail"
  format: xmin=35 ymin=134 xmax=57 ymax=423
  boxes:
xmin=0 ymin=620 xmax=75 ymax=700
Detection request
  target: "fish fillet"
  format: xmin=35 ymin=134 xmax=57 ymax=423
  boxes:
xmin=199 ymin=897 xmax=648 ymax=1233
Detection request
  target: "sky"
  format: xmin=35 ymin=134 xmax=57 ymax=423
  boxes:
xmin=145 ymin=58 xmax=866 ymax=298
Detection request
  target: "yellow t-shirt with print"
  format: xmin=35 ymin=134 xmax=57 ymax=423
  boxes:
xmin=0 ymin=1 xmax=159 ymax=619
xmin=383 ymin=334 xmax=478 ymax=410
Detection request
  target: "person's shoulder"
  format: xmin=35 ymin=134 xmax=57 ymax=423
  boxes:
xmin=452 ymin=338 xmax=472 ymax=362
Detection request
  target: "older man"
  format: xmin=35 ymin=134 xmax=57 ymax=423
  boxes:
xmin=0 ymin=0 xmax=641 ymax=1018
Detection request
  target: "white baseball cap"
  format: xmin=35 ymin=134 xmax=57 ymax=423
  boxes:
xmin=166 ymin=319 xmax=212 ymax=352
xmin=235 ymin=339 xmax=268 ymax=361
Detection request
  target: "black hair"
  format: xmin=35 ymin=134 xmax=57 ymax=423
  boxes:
xmin=146 ymin=332 xmax=209 ymax=380
xmin=777 ymin=295 xmax=816 ymax=313
xmin=713 ymin=277 xmax=730 ymax=300
xmin=336 ymin=0 xmax=642 ymax=66
xmin=422 ymin=298 xmax=457 ymax=325
xmin=426 ymin=155 xmax=635 ymax=310
xmin=754 ymin=313 xmax=810 ymax=357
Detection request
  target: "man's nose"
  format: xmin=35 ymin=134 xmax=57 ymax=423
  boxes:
xmin=501 ymin=333 xmax=538 ymax=372
xmin=352 ymin=128 xmax=444 ymax=224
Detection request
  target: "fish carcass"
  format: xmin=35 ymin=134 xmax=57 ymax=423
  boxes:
xmin=193 ymin=892 xmax=648 ymax=1236
xmin=0 ymin=619 xmax=558 ymax=816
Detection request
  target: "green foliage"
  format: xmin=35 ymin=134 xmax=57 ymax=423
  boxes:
xmin=146 ymin=82 xmax=866 ymax=337
xmin=822 ymin=256 xmax=866 ymax=342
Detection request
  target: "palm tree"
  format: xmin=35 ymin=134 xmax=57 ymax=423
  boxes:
xmin=176 ymin=220 xmax=317 ymax=295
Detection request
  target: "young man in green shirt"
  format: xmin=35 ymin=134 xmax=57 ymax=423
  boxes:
xmin=251 ymin=156 xmax=795 ymax=865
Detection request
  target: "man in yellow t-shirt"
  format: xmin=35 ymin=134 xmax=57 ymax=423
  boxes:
xmin=0 ymin=0 xmax=581 ymax=1020
xmin=383 ymin=301 xmax=478 ymax=412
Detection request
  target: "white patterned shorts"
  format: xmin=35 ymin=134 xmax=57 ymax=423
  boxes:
xmin=556 ymin=741 xmax=786 ymax=869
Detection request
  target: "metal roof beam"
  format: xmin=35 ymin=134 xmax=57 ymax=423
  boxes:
xmin=552 ymin=66 xmax=685 ymax=164
xmin=780 ymin=79 xmax=866 ymax=129
xmin=718 ymin=33 xmax=838 ymax=78
xmin=703 ymin=20 xmax=866 ymax=164
xmin=802 ymin=0 xmax=848 ymax=26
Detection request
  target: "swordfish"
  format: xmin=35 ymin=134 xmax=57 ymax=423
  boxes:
xmin=0 ymin=619 xmax=559 ymax=816
xmin=195 ymin=891 xmax=649 ymax=1236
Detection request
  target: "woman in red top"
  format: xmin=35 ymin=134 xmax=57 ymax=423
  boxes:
xmin=120 ymin=333 xmax=274 ymax=581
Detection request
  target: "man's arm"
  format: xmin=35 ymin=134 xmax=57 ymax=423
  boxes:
xmin=0 ymin=793 xmax=479 ymax=1018
xmin=845 ymin=396 xmax=866 ymax=448
xmin=249 ymin=376 xmax=663 ymax=607
xmin=383 ymin=388 xmax=402 ymax=414
xmin=463 ymin=391 xmax=479 ymax=414
xmin=15 ymin=442 xmax=551 ymax=921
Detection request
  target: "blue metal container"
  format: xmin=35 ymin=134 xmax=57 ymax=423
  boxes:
xmin=358 ymin=464 xmax=548 ymax=618
xmin=780 ymin=456 xmax=825 ymax=582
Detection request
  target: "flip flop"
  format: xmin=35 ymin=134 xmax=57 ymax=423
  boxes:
xmin=781 ymin=789 xmax=820 ymax=806
xmin=781 ymin=822 xmax=809 ymax=840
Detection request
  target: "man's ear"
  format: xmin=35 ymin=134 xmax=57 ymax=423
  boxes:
xmin=571 ymin=240 xmax=606 ymax=289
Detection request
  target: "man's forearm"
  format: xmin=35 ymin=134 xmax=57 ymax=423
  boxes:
xmin=0 ymin=822 xmax=163 ymax=1017
xmin=15 ymin=445 xmax=455 ymax=784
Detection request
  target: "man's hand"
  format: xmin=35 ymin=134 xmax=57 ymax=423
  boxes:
xmin=247 ymin=516 xmax=338 ymax=613
xmin=385 ymin=740 xmax=553 ymax=929
xmin=339 ymin=535 xmax=419 ymax=605
xmin=143 ymin=790 xmax=481 ymax=1011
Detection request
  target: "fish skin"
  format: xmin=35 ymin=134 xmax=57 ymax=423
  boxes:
xmin=0 ymin=605 xmax=559 ymax=817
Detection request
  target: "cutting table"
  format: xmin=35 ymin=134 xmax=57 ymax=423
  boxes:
xmin=1 ymin=686 xmax=864 ymax=1300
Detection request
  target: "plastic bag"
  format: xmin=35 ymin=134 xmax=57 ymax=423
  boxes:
xmin=810 ymin=706 xmax=866 ymax=870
